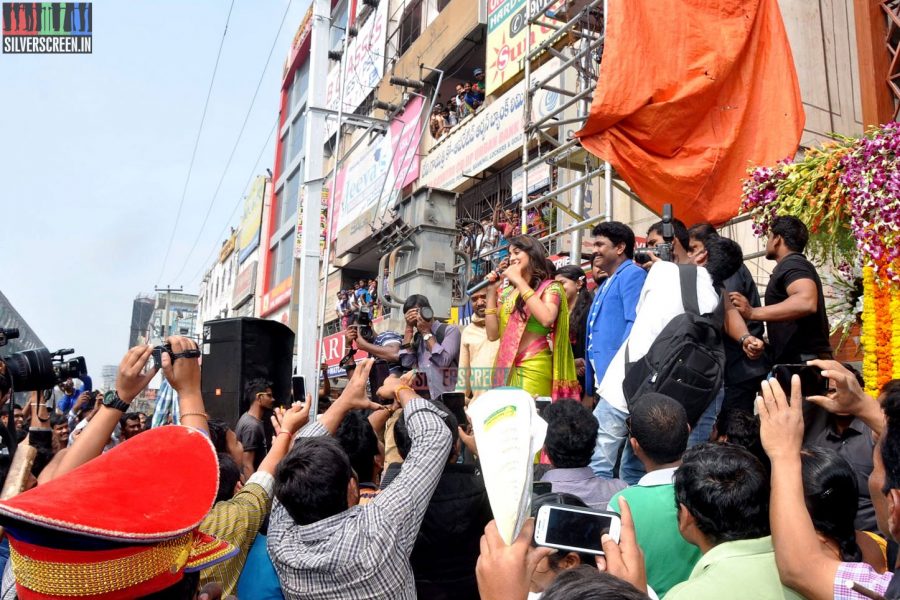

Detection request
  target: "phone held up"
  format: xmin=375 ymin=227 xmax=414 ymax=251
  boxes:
xmin=292 ymin=376 xmax=306 ymax=403
xmin=533 ymin=504 xmax=621 ymax=556
xmin=769 ymin=364 xmax=829 ymax=398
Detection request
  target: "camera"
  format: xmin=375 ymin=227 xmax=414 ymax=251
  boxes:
xmin=634 ymin=203 xmax=676 ymax=265
xmin=152 ymin=343 xmax=172 ymax=371
xmin=1 ymin=347 xmax=87 ymax=392
xmin=347 ymin=307 xmax=374 ymax=341
xmin=419 ymin=306 xmax=434 ymax=321
xmin=634 ymin=244 xmax=673 ymax=265
xmin=0 ymin=328 xmax=19 ymax=347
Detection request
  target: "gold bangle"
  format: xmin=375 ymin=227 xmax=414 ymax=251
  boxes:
xmin=521 ymin=289 xmax=535 ymax=302
xmin=394 ymin=385 xmax=415 ymax=401
xmin=180 ymin=411 xmax=208 ymax=420
xmin=484 ymin=308 xmax=498 ymax=315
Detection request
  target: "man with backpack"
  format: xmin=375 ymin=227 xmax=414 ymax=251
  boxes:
xmin=591 ymin=237 xmax=758 ymax=484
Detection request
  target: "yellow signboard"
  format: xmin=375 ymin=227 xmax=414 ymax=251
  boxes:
xmin=237 ymin=176 xmax=266 ymax=264
xmin=485 ymin=0 xmax=563 ymax=96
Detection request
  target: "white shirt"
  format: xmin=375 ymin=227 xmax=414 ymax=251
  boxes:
xmin=598 ymin=262 xmax=719 ymax=412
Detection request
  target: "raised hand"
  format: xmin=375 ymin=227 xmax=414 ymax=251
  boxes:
xmin=160 ymin=336 xmax=201 ymax=397
xmin=116 ymin=345 xmax=157 ymax=404
xmin=336 ymin=359 xmax=386 ymax=412
xmin=757 ymin=376 xmax=804 ymax=462
xmin=476 ymin=519 xmax=555 ymax=600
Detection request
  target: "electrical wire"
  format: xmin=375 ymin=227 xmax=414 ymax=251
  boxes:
xmin=186 ymin=119 xmax=278 ymax=287
xmin=171 ymin=0 xmax=295 ymax=284
xmin=156 ymin=0 xmax=237 ymax=286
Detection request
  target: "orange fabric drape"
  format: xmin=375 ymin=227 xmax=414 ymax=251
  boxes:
xmin=576 ymin=0 xmax=805 ymax=225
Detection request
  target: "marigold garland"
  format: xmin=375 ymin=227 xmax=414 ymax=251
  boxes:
xmin=893 ymin=286 xmax=900 ymax=380
xmin=862 ymin=266 xmax=879 ymax=396
xmin=874 ymin=278 xmax=894 ymax=391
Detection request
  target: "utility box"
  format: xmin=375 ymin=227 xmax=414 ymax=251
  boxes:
xmin=377 ymin=188 xmax=469 ymax=328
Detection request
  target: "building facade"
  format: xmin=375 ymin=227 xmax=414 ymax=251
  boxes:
xmin=249 ymin=0 xmax=872 ymax=375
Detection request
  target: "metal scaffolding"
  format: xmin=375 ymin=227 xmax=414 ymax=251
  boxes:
xmin=519 ymin=0 xmax=637 ymax=260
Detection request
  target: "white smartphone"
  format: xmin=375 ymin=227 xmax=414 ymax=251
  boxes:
xmin=534 ymin=504 xmax=621 ymax=555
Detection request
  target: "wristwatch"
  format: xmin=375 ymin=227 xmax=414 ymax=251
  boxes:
xmin=103 ymin=391 xmax=130 ymax=412
xmin=423 ymin=333 xmax=434 ymax=342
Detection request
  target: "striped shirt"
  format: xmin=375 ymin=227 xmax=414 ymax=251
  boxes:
xmin=199 ymin=472 xmax=273 ymax=596
xmin=267 ymin=399 xmax=452 ymax=600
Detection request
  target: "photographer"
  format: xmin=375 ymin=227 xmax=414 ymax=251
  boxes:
xmin=343 ymin=307 xmax=403 ymax=368
xmin=637 ymin=218 xmax=691 ymax=268
xmin=399 ymin=295 xmax=461 ymax=400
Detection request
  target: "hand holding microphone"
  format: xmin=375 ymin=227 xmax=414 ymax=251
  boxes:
xmin=467 ymin=259 xmax=508 ymax=296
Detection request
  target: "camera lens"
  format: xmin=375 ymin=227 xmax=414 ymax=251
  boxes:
xmin=2 ymin=348 xmax=57 ymax=392
xmin=419 ymin=306 xmax=434 ymax=321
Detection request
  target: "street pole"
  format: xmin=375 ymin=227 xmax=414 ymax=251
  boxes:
xmin=294 ymin=0 xmax=330 ymax=417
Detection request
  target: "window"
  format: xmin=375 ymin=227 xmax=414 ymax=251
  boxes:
xmin=398 ymin=0 xmax=423 ymax=55
xmin=284 ymin=171 xmax=300 ymax=226
xmin=293 ymin=63 xmax=310 ymax=110
xmin=289 ymin=111 xmax=306 ymax=163
xmin=273 ymin=188 xmax=284 ymax=232
xmin=268 ymin=246 xmax=278 ymax=286
xmin=272 ymin=231 xmax=295 ymax=284
xmin=330 ymin=1 xmax=348 ymax=52
xmin=278 ymin=131 xmax=289 ymax=176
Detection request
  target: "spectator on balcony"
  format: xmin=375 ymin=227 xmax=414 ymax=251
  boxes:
xmin=472 ymin=67 xmax=485 ymax=95
xmin=464 ymin=82 xmax=482 ymax=110
xmin=454 ymin=84 xmax=474 ymax=119
xmin=472 ymin=68 xmax=486 ymax=101
xmin=442 ymin=105 xmax=457 ymax=132
xmin=430 ymin=104 xmax=446 ymax=139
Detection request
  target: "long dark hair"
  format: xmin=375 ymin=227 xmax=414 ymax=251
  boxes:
xmin=508 ymin=235 xmax=552 ymax=317
xmin=800 ymin=446 xmax=863 ymax=562
xmin=555 ymin=265 xmax=592 ymax=334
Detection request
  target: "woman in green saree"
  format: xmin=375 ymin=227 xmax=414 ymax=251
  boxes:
xmin=484 ymin=235 xmax=580 ymax=400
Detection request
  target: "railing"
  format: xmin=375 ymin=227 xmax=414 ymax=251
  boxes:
xmin=885 ymin=0 xmax=900 ymax=118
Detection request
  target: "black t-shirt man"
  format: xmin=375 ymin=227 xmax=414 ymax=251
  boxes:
xmin=765 ymin=253 xmax=831 ymax=363
xmin=721 ymin=264 xmax=769 ymax=412
xmin=234 ymin=412 xmax=268 ymax=471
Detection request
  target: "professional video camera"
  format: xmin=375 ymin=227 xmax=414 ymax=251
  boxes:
xmin=0 ymin=329 xmax=88 ymax=392
xmin=634 ymin=203 xmax=676 ymax=265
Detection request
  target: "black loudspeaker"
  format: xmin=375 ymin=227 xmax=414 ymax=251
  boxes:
xmin=200 ymin=317 xmax=295 ymax=427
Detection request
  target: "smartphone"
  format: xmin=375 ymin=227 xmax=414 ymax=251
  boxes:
xmin=292 ymin=376 xmax=306 ymax=403
xmin=534 ymin=505 xmax=621 ymax=556
xmin=535 ymin=396 xmax=552 ymax=415
xmin=438 ymin=392 xmax=468 ymax=428
xmin=368 ymin=360 xmax=393 ymax=404
xmin=532 ymin=481 xmax=552 ymax=495
xmin=770 ymin=364 xmax=829 ymax=397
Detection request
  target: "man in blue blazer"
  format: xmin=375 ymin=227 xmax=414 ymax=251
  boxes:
xmin=584 ymin=221 xmax=646 ymax=478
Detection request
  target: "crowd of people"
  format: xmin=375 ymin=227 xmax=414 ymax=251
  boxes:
xmin=335 ymin=278 xmax=381 ymax=325
xmin=429 ymin=68 xmax=486 ymax=140
xmin=3 ymin=212 xmax=900 ymax=600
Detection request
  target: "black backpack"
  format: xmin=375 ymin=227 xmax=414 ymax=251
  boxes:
xmin=622 ymin=265 xmax=725 ymax=426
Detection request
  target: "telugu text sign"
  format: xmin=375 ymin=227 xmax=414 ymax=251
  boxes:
xmin=419 ymin=58 xmax=562 ymax=191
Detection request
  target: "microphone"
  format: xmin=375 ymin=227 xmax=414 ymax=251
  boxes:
xmin=466 ymin=268 xmax=504 ymax=296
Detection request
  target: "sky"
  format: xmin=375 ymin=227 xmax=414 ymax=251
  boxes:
xmin=0 ymin=0 xmax=313 ymax=377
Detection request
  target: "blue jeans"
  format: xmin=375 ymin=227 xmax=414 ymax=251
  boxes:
xmin=687 ymin=387 xmax=724 ymax=448
xmin=590 ymin=398 xmax=645 ymax=485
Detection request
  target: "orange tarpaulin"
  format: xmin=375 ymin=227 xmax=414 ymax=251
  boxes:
xmin=576 ymin=0 xmax=805 ymax=226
